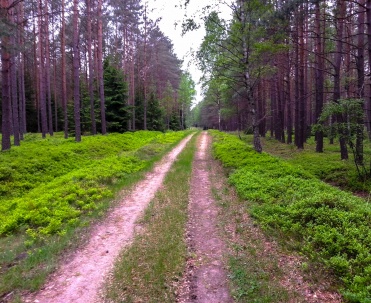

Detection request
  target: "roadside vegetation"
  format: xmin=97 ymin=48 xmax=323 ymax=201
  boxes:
xmin=0 ymin=130 xmax=190 ymax=301
xmin=211 ymin=130 xmax=371 ymax=303
xmin=209 ymin=152 xmax=304 ymax=302
xmin=102 ymin=134 xmax=197 ymax=302
xmin=258 ymin=135 xmax=371 ymax=194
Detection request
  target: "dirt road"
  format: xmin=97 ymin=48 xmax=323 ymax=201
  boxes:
xmin=178 ymin=132 xmax=233 ymax=303
xmin=24 ymin=135 xmax=193 ymax=303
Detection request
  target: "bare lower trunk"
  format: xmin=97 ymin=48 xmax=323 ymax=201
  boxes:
xmin=1 ymin=0 xmax=11 ymax=151
xmin=38 ymin=0 xmax=48 ymax=138
xmin=334 ymin=0 xmax=348 ymax=160
xmin=86 ymin=0 xmax=97 ymax=135
xmin=61 ymin=0 xmax=68 ymax=138
xmin=97 ymin=0 xmax=106 ymax=135
xmin=10 ymin=43 xmax=20 ymax=146
xmin=73 ymin=0 xmax=81 ymax=142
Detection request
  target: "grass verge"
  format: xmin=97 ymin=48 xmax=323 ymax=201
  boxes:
xmin=210 ymin=130 xmax=371 ymax=302
xmin=209 ymin=151 xmax=301 ymax=302
xmin=101 ymin=134 xmax=197 ymax=303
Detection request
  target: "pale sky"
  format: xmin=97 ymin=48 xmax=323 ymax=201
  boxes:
xmin=146 ymin=0 xmax=232 ymax=105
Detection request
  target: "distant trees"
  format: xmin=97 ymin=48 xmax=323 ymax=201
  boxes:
xmin=0 ymin=0 xmax=195 ymax=151
xmin=191 ymin=0 xmax=371 ymax=159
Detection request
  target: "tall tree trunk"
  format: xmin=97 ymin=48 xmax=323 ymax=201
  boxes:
xmin=9 ymin=5 xmax=19 ymax=146
xmin=356 ymin=0 xmax=365 ymax=164
xmin=38 ymin=0 xmax=48 ymax=138
xmin=240 ymin=0 xmax=262 ymax=152
xmin=44 ymin=0 xmax=53 ymax=136
xmin=143 ymin=3 xmax=148 ymax=130
xmin=97 ymin=0 xmax=107 ymax=134
xmin=18 ymin=2 xmax=26 ymax=137
xmin=61 ymin=0 xmax=68 ymax=138
xmin=285 ymin=51 xmax=293 ymax=144
xmin=334 ymin=0 xmax=348 ymax=159
xmin=10 ymin=37 xmax=20 ymax=146
xmin=1 ymin=0 xmax=11 ymax=151
xmin=294 ymin=10 xmax=305 ymax=149
xmin=73 ymin=0 xmax=81 ymax=142
xmin=315 ymin=0 xmax=324 ymax=152
xmin=86 ymin=0 xmax=97 ymax=135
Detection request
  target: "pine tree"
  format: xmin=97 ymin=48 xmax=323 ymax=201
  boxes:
xmin=103 ymin=58 xmax=129 ymax=133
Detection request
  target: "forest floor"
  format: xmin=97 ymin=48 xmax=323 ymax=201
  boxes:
xmin=22 ymin=131 xmax=342 ymax=303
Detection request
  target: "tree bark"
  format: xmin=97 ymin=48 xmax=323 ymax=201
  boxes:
xmin=86 ymin=0 xmax=97 ymax=135
xmin=334 ymin=0 xmax=348 ymax=160
xmin=356 ymin=0 xmax=365 ymax=164
xmin=1 ymin=0 xmax=11 ymax=151
xmin=38 ymin=0 xmax=48 ymax=138
xmin=315 ymin=0 xmax=324 ymax=152
xmin=97 ymin=0 xmax=107 ymax=134
xmin=44 ymin=0 xmax=53 ymax=136
xmin=73 ymin=0 xmax=81 ymax=142
xmin=61 ymin=0 xmax=68 ymax=138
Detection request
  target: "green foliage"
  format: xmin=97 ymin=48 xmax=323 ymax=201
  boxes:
xmin=104 ymin=57 xmax=130 ymax=133
xmin=147 ymin=93 xmax=165 ymax=131
xmin=0 ymin=131 xmax=189 ymax=240
xmin=211 ymin=130 xmax=371 ymax=302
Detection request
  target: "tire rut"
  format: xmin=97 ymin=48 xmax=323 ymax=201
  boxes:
xmin=178 ymin=132 xmax=233 ymax=303
xmin=23 ymin=134 xmax=194 ymax=303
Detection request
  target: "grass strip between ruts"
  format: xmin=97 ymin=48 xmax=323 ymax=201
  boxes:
xmin=101 ymin=133 xmax=197 ymax=303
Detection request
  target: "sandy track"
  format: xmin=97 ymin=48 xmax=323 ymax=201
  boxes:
xmin=178 ymin=132 xmax=233 ymax=303
xmin=24 ymin=134 xmax=193 ymax=303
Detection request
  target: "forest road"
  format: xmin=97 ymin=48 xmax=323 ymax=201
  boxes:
xmin=23 ymin=134 xmax=194 ymax=303
xmin=177 ymin=131 xmax=233 ymax=303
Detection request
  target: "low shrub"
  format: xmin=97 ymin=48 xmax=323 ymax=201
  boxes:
xmin=0 ymin=131 xmax=189 ymax=240
xmin=210 ymin=130 xmax=371 ymax=302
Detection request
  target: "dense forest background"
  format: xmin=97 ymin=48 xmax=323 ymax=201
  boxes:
xmin=2 ymin=0 xmax=371 ymax=162
xmin=0 ymin=0 xmax=196 ymax=151
xmin=190 ymin=0 xmax=371 ymax=161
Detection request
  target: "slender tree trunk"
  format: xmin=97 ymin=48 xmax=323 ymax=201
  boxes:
xmin=61 ymin=0 xmax=68 ymax=138
xmin=10 ymin=35 xmax=20 ymax=146
xmin=73 ymin=0 xmax=81 ymax=142
xmin=143 ymin=4 xmax=148 ymax=130
xmin=86 ymin=0 xmax=97 ymax=135
xmin=97 ymin=0 xmax=106 ymax=134
xmin=38 ymin=0 xmax=48 ymax=138
xmin=1 ymin=0 xmax=11 ymax=151
xmin=356 ymin=0 xmax=365 ymax=164
xmin=315 ymin=0 xmax=324 ymax=152
xmin=240 ymin=0 xmax=262 ymax=152
xmin=285 ymin=50 xmax=293 ymax=144
xmin=44 ymin=0 xmax=53 ymax=136
xmin=366 ymin=0 xmax=371 ymax=136
xmin=334 ymin=0 xmax=348 ymax=160
xmin=18 ymin=2 xmax=26 ymax=137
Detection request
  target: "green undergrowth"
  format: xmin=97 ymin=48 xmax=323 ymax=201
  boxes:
xmin=210 ymin=159 xmax=299 ymax=302
xmin=102 ymin=134 xmax=197 ymax=303
xmin=258 ymin=136 xmax=371 ymax=193
xmin=210 ymin=130 xmax=371 ymax=303
xmin=0 ymin=130 xmax=190 ymax=300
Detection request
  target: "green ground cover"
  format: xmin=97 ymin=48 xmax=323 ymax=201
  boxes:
xmin=211 ymin=130 xmax=371 ymax=303
xmin=258 ymin=136 xmax=371 ymax=193
xmin=0 ymin=130 xmax=189 ymax=300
